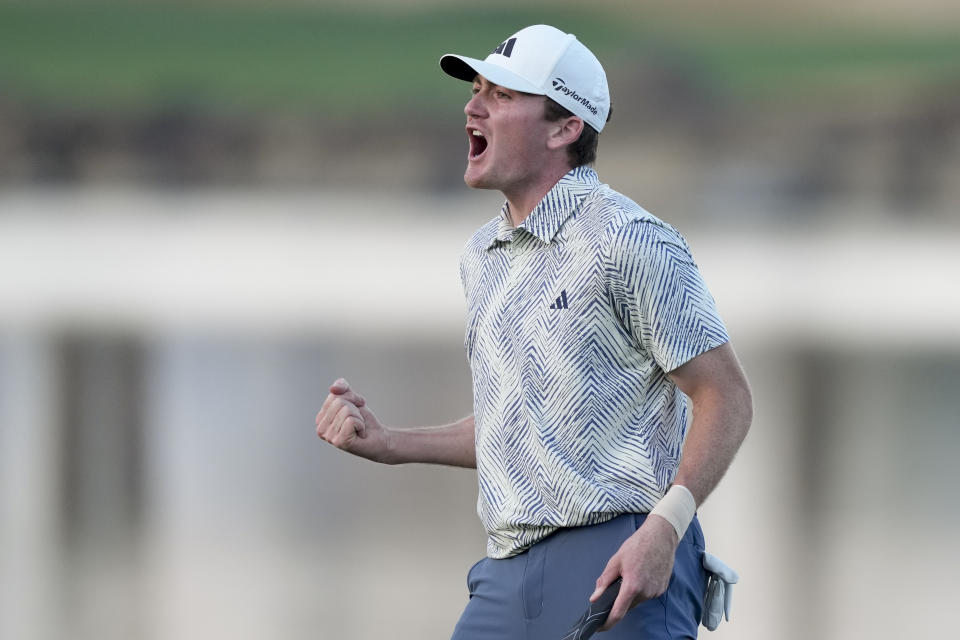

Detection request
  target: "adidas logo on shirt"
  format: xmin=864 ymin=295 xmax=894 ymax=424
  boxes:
xmin=549 ymin=290 xmax=569 ymax=310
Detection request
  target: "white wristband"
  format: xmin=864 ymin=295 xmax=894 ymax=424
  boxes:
xmin=649 ymin=485 xmax=697 ymax=541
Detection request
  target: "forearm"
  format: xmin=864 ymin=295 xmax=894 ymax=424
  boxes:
xmin=383 ymin=414 xmax=476 ymax=468
xmin=665 ymin=343 xmax=753 ymax=507
xmin=672 ymin=375 xmax=752 ymax=506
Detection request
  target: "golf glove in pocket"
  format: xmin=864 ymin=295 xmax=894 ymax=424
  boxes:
xmin=701 ymin=552 xmax=739 ymax=631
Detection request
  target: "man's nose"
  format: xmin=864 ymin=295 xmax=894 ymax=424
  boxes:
xmin=465 ymin=92 xmax=485 ymax=118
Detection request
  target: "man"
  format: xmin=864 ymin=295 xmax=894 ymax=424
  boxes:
xmin=315 ymin=24 xmax=752 ymax=639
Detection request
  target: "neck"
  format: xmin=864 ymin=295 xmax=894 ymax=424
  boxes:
xmin=503 ymin=164 xmax=574 ymax=227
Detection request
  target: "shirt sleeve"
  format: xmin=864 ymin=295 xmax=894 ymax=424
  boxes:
xmin=605 ymin=219 xmax=729 ymax=372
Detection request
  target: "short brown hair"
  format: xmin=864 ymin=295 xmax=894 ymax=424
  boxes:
xmin=543 ymin=98 xmax=611 ymax=167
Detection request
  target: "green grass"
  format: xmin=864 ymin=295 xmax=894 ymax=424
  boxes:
xmin=0 ymin=2 xmax=637 ymax=115
xmin=682 ymin=25 xmax=960 ymax=99
xmin=0 ymin=1 xmax=957 ymax=116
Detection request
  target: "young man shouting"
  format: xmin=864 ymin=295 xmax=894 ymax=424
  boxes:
xmin=315 ymin=24 xmax=753 ymax=639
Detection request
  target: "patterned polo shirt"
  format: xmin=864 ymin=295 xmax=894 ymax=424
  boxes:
xmin=459 ymin=166 xmax=729 ymax=559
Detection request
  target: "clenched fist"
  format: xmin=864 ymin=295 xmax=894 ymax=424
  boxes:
xmin=315 ymin=378 xmax=393 ymax=463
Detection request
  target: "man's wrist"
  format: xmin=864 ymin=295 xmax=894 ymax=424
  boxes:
xmin=645 ymin=511 xmax=681 ymax=546
xmin=380 ymin=427 xmax=400 ymax=465
xmin=649 ymin=485 xmax=697 ymax=542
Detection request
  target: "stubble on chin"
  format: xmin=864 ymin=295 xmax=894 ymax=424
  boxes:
xmin=463 ymin=166 xmax=491 ymax=191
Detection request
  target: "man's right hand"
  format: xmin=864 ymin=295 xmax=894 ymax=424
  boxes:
xmin=315 ymin=378 xmax=393 ymax=463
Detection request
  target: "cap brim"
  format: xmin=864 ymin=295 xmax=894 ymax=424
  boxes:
xmin=439 ymin=54 xmax=544 ymax=95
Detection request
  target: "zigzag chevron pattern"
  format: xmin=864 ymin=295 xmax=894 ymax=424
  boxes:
xmin=459 ymin=167 xmax=729 ymax=559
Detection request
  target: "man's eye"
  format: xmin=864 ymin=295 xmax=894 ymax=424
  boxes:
xmin=495 ymin=91 xmax=510 ymax=99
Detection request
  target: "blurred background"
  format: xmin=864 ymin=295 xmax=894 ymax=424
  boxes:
xmin=1 ymin=1 xmax=958 ymax=638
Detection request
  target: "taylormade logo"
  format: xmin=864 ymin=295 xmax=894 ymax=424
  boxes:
xmin=551 ymin=78 xmax=599 ymax=116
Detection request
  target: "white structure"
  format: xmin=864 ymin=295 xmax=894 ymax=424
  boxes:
xmin=2 ymin=189 xmax=958 ymax=639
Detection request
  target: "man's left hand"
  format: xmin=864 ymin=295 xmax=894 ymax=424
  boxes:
xmin=590 ymin=514 xmax=679 ymax=631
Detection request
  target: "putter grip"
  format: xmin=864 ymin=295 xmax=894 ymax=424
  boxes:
xmin=560 ymin=578 xmax=622 ymax=640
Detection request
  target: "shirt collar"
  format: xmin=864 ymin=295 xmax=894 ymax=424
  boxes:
xmin=486 ymin=166 xmax=601 ymax=249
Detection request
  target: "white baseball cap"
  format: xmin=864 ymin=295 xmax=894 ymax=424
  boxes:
xmin=440 ymin=24 xmax=610 ymax=132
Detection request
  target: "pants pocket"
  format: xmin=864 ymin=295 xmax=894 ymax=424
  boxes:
xmin=466 ymin=556 xmax=487 ymax=596
xmin=521 ymin=542 xmax=547 ymax=620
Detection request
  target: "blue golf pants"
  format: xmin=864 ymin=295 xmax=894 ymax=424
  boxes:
xmin=451 ymin=513 xmax=707 ymax=639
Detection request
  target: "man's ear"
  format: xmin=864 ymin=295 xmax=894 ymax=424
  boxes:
xmin=546 ymin=116 xmax=584 ymax=151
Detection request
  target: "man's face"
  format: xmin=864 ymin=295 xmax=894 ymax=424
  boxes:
xmin=462 ymin=75 xmax=555 ymax=196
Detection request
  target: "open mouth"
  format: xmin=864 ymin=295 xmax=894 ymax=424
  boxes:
xmin=468 ymin=128 xmax=488 ymax=159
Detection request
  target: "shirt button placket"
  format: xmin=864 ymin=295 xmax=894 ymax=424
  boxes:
xmin=507 ymin=232 xmax=534 ymax=413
